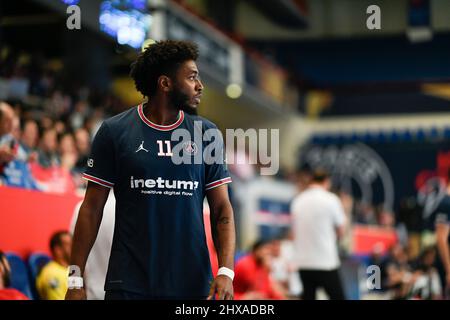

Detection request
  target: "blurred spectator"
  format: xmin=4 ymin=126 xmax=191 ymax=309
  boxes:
xmin=20 ymin=120 xmax=38 ymax=152
xmin=37 ymin=128 xmax=60 ymax=168
xmin=0 ymin=101 xmax=39 ymax=188
xmin=58 ymin=132 xmax=78 ymax=171
xmin=11 ymin=115 xmax=21 ymax=141
xmin=409 ymin=246 xmax=442 ymax=300
xmin=0 ymin=251 xmax=29 ymax=300
xmin=74 ymin=128 xmax=91 ymax=172
xmin=291 ymin=169 xmax=347 ymax=300
xmin=69 ymin=100 xmax=89 ymax=130
xmin=36 ymin=231 xmax=72 ymax=300
xmin=54 ymin=120 xmax=67 ymax=136
xmin=39 ymin=115 xmax=54 ymax=132
xmin=20 ymin=119 xmax=39 ymax=161
xmin=382 ymin=243 xmax=414 ymax=299
xmin=368 ymin=242 xmax=386 ymax=267
xmin=84 ymin=108 xmax=104 ymax=138
xmin=0 ymin=102 xmax=15 ymax=168
xmin=354 ymin=202 xmax=378 ymax=225
xmin=268 ymin=237 xmax=289 ymax=297
xmin=1 ymin=45 xmax=128 ymax=190
xmin=269 ymin=235 xmax=302 ymax=298
xmin=274 ymin=231 xmax=303 ymax=298
xmin=234 ymin=239 xmax=285 ymax=300
xmin=0 ymin=101 xmax=28 ymax=164
xmin=44 ymin=90 xmax=71 ymax=119
xmin=377 ymin=205 xmax=395 ymax=228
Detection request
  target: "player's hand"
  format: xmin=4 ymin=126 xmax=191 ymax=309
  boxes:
xmin=65 ymin=288 xmax=87 ymax=300
xmin=207 ymin=275 xmax=233 ymax=300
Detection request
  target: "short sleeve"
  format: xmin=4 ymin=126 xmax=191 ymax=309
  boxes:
xmin=204 ymin=126 xmax=231 ymax=191
xmin=82 ymin=122 xmax=116 ymax=188
xmin=435 ymin=197 xmax=450 ymax=226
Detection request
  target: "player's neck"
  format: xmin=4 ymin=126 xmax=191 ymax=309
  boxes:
xmin=144 ymin=97 xmax=180 ymax=126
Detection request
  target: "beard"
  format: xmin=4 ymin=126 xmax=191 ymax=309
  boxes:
xmin=169 ymin=85 xmax=198 ymax=116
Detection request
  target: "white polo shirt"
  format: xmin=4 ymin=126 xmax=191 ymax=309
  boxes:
xmin=291 ymin=186 xmax=346 ymax=271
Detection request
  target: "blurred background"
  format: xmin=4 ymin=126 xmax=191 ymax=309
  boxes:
xmin=1 ymin=0 xmax=450 ymax=300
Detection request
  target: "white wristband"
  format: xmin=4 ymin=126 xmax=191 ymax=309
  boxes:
xmin=68 ymin=276 xmax=84 ymax=289
xmin=217 ymin=267 xmax=234 ymax=281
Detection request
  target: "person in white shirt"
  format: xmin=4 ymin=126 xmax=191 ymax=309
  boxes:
xmin=291 ymin=169 xmax=346 ymax=300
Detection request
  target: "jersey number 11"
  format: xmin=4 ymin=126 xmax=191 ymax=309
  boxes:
xmin=157 ymin=140 xmax=173 ymax=157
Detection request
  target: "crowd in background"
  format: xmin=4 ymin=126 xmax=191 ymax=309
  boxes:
xmin=0 ymin=45 xmax=128 ymax=190
xmin=1 ymin=44 xmax=448 ymax=301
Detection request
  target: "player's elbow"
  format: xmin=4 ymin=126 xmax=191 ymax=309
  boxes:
xmin=210 ymin=198 xmax=232 ymax=216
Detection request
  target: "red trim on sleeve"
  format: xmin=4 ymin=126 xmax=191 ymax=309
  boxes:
xmin=205 ymin=177 xmax=232 ymax=190
xmin=82 ymin=173 xmax=114 ymax=188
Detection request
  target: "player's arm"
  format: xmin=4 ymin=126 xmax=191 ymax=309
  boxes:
xmin=65 ymin=182 xmax=110 ymax=300
xmin=436 ymin=222 xmax=450 ymax=286
xmin=206 ymin=184 xmax=236 ymax=300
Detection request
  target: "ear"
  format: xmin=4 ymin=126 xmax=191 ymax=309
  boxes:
xmin=158 ymin=75 xmax=172 ymax=93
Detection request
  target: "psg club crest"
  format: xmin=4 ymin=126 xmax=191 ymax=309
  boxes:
xmin=183 ymin=141 xmax=198 ymax=155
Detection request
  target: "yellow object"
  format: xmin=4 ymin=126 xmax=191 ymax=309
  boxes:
xmin=112 ymin=77 xmax=143 ymax=106
xmin=305 ymin=90 xmax=333 ymax=119
xmin=226 ymin=83 xmax=243 ymax=99
xmin=422 ymin=83 xmax=450 ymax=100
xmin=141 ymin=38 xmax=156 ymax=52
xmin=36 ymin=261 xmax=68 ymax=300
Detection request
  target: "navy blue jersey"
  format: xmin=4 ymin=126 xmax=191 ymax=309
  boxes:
xmin=83 ymin=104 xmax=231 ymax=298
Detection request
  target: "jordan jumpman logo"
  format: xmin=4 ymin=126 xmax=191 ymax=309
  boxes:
xmin=136 ymin=141 xmax=149 ymax=153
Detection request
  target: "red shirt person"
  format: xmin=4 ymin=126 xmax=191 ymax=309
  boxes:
xmin=233 ymin=239 xmax=285 ymax=300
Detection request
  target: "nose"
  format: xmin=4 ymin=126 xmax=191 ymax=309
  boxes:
xmin=196 ymin=79 xmax=204 ymax=92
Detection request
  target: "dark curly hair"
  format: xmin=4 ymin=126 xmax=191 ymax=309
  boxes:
xmin=130 ymin=40 xmax=199 ymax=98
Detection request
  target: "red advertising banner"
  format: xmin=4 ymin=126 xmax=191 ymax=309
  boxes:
xmin=352 ymin=224 xmax=398 ymax=255
xmin=0 ymin=186 xmax=82 ymax=258
xmin=0 ymin=186 xmax=218 ymax=276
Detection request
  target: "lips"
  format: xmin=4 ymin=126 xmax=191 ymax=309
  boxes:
xmin=193 ymin=95 xmax=202 ymax=104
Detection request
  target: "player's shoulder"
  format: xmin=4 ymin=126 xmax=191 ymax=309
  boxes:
xmin=183 ymin=112 xmax=218 ymax=130
xmin=103 ymin=106 xmax=137 ymax=130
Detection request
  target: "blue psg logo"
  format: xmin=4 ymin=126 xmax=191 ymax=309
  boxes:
xmin=183 ymin=141 xmax=198 ymax=155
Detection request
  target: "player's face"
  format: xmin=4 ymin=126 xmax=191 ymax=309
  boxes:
xmin=170 ymin=60 xmax=203 ymax=114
